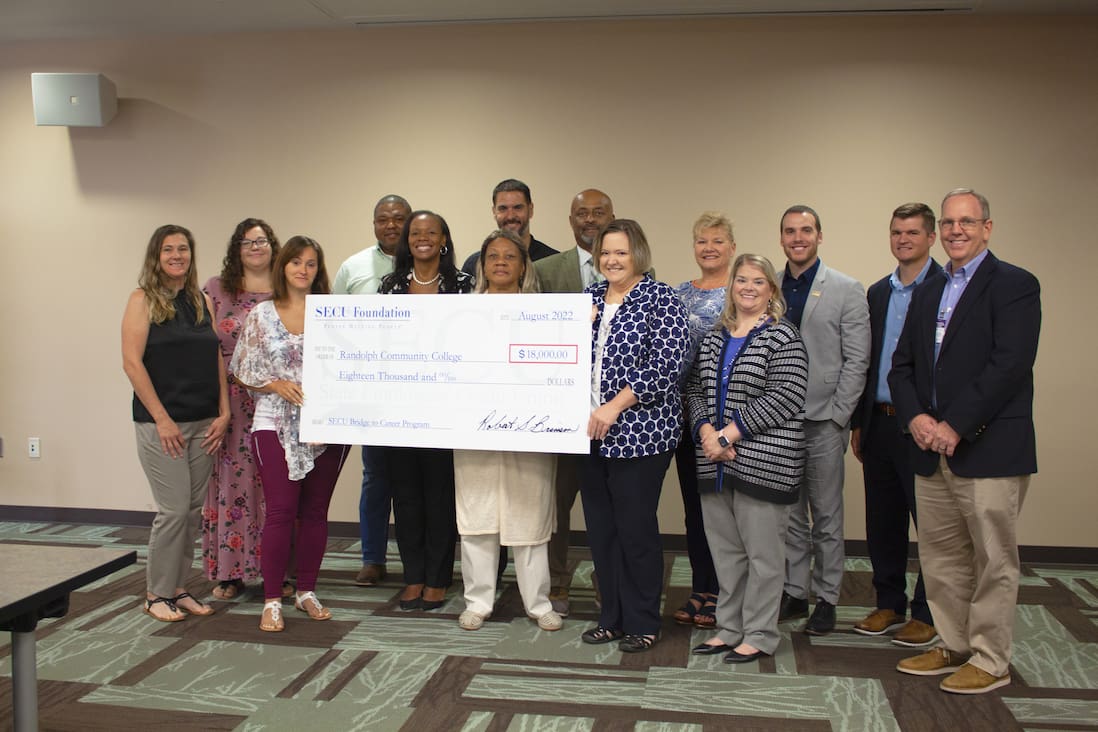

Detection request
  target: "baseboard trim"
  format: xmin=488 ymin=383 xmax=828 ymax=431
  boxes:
xmin=4 ymin=505 xmax=1096 ymax=565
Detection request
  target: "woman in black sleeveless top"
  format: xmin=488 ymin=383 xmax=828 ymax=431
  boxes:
xmin=122 ymin=225 xmax=230 ymax=622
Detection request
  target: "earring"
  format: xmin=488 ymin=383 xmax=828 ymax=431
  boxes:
xmin=441 ymin=245 xmax=449 ymax=255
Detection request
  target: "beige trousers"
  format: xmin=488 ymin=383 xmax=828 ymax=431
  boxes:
xmin=135 ymin=420 xmax=214 ymax=598
xmin=460 ymin=533 xmax=552 ymax=618
xmin=916 ymin=456 xmax=1029 ymax=676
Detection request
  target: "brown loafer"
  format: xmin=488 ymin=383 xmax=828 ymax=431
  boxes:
xmin=940 ymin=663 xmax=1010 ymax=694
xmin=853 ymin=608 xmax=905 ymax=636
xmin=892 ymin=619 xmax=939 ymax=647
xmin=897 ymin=647 xmax=970 ymax=676
xmin=355 ymin=563 xmax=387 ymax=587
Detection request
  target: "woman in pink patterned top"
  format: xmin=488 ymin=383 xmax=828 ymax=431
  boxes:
xmin=201 ymin=218 xmax=280 ymax=599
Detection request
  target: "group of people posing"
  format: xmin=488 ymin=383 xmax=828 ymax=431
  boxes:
xmin=122 ymin=180 xmax=1039 ymax=696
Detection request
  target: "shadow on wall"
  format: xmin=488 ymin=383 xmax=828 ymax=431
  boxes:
xmin=67 ymin=98 xmax=226 ymax=197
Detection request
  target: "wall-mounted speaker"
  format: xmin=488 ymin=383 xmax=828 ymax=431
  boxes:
xmin=31 ymin=73 xmax=118 ymax=127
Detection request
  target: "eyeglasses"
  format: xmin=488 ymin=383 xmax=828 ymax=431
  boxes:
xmin=239 ymin=237 xmax=271 ymax=249
xmin=939 ymin=218 xmax=985 ymax=231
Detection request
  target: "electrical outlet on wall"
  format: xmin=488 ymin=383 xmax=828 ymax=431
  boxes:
xmin=28 ymin=437 xmax=41 ymax=459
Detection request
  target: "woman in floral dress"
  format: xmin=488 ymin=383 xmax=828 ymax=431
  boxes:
xmin=201 ymin=218 xmax=280 ymax=598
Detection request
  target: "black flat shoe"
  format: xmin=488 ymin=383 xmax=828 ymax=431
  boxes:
xmin=723 ymin=648 xmax=767 ymax=664
xmin=420 ymin=598 xmax=444 ymax=611
xmin=691 ymin=642 xmax=735 ymax=656
xmin=399 ymin=596 xmax=423 ymax=611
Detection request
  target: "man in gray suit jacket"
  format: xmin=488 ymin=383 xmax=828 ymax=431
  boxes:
xmin=534 ymin=188 xmax=614 ymax=615
xmin=777 ymin=205 xmax=870 ymax=635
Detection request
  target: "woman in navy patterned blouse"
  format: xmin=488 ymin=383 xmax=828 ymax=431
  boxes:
xmin=580 ymin=219 xmax=689 ymax=653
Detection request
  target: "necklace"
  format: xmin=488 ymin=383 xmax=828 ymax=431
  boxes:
xmin=411 ymin=270 xmax=441 ymax=286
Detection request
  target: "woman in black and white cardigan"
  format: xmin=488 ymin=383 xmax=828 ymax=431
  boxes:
xmin=685 ymin=253 xmax=808 ymax=663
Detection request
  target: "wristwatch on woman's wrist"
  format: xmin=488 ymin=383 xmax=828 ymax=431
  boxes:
xmin=717 ymin=431 xmax=730 ymax=448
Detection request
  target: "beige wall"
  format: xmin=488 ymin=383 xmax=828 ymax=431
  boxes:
xmin=0 ymin=15 xmax=1094 ymax=547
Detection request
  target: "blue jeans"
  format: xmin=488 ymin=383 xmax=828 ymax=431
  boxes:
xmin=358 ymin=445 xmax=393 ymax=565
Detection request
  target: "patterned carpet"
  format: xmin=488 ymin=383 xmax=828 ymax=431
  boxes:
xmin=1 ymin=521 xmax=1096 ymax=731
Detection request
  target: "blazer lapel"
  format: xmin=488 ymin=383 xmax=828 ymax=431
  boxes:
xmin=868 ymin=280 xmax=889 ymax=355
xmin=939 ymin=253 xmax=997 ymax=359
xmin=918 ymin=275 xmax=946 ymax=365
xmin=800 ymin=262 xmax=826 ymax=326
xmin=566 ymin=247 xmax=584 ymax=292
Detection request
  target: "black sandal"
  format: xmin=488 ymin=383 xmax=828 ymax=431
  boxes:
xmin=212 ymin=579 xmax=245 ymax=600
xmin=694 ymin=597 xmax=718 ymax=629
xmin=619 ymin=633 xmax=659 ymax=653
xmin=143 ymin=596 xmax=184 ymax=623
xmin=673 ymin=592 xmax=706 ymax=625
xmin=581 ymin=626 xmax=624 ymax=644
xmin=172 ymin=591 xmax=215 ymax=616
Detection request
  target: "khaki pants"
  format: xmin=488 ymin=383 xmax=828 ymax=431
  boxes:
xmin=916 ymin=456 xmax=1029 ymax=676
xmin=136 ymin=420 xmax=214 ymax=598
xmin=461 ymin=533 xmax=551 ymax=618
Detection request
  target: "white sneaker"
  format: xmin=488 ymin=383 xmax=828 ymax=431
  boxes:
xmin=459 ymin=610 xmax=486 ymax=630
xmin=536 ymin=610 xmax=563 ymax=631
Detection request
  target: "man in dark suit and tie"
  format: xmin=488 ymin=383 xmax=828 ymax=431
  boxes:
xmin=851 ymin=203 xmax=942 ymax=647
xmin=890 ymin=188 xmax=1041 ymax=694
xmin=535 ymin=188 xmax=615 ymax=615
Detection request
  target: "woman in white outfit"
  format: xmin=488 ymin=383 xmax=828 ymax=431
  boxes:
xmin=453 ymin=230 xmax=561 ymax=632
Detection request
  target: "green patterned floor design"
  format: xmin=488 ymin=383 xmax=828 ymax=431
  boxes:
xmin=1 ymin=521 xmax=1096 ymax=731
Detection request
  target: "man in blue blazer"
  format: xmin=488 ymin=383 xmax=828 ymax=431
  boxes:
xmin=777 ymin=205 xmax=871 ymax=635
xmin=851 ymin=203 xmax=942 ymax=647
xmin=889 ymin=188 xmax=1040 ymax=694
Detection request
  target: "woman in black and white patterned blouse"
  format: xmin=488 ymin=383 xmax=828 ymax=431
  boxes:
xmin=580 ymin=219 xmax=689 ymax=654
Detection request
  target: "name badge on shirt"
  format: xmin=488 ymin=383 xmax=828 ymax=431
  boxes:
xmin=935 ymin=317 xmax=947 ymax=346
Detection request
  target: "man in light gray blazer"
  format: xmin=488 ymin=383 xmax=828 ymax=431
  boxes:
xmin=534 ymin=188 xmax=614 ymax=616
xmin=776 ymin=205 xmax=870 ymax=635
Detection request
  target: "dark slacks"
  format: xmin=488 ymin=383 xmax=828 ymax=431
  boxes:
xmin=389 ymin=446 xmax=456 ymax=588
xmin=581 ymin=443 xmax=673 ymax=636
xmin=862 ymin=411 xmax=931 ymax=624
xmin=548 ymin=453 xmax=585 ymax=588
xmin=674 ymin=429 xmax=719 ymax=596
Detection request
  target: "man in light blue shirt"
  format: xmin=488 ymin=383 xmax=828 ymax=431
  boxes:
xmin=332 ymin=194 xmax=411 ymax=586
xmin=851 ymin=203 xmax=942 ymax=647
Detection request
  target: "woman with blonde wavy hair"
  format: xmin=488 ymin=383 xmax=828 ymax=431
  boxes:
xmin=122 ymin=224 xmax=230 ymax=622
xmin=685 ymin=253 xmax=809 ymax=663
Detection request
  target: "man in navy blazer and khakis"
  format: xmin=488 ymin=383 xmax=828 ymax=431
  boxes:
xmin=890 ymin=188 xmax=1040 ymax=695
xmin=851 ymin=203 xmax=942 ymax=647
xmin=776 ymin=205 xmax=870 ymax=636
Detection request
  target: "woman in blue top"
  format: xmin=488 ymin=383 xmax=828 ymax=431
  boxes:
xmin=671 ymin=211 xmax=737 ymax=630
xmin=581 ymin=219 xmax=689 ymax=653
xmin=685 ymin=254 xmax=808 ymax=663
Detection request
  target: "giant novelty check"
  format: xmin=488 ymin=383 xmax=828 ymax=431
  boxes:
xmin=299 ymin=294 xmax=592 ymax=453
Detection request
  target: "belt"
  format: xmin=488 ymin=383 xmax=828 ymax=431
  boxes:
xmin=874 ymin=402 xmax=897 ymax=417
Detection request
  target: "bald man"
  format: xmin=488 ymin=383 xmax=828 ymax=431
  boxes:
xmin=534 ymin=189 xmax=615 ymax=615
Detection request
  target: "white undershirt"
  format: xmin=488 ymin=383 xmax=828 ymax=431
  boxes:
xmin=591 ymin=302 xmax=620 ymax=409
